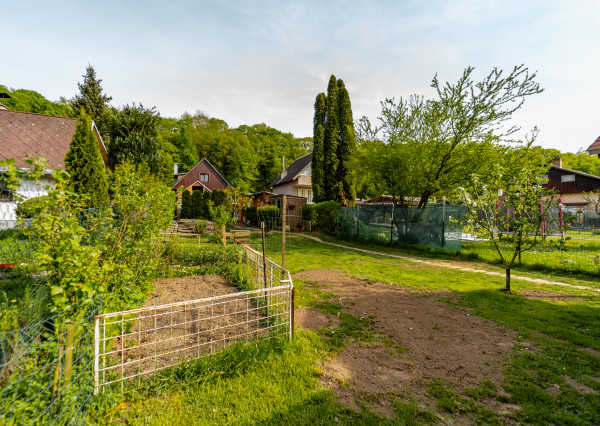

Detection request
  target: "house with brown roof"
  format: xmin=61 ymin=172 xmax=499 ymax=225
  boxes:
xmin=0 ymin=109 xmax=107 ymax=228
xmin=269 ymin=153 xmax=313 ymax=203
xmin=540 ymin=156 xmax=600 ymax=212
xmin=172 ymin=158 xmax=230 ymax=193
xmin=586 ymin=136 xmax=600 ymax=157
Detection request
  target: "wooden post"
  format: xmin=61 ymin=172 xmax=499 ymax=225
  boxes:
xmin=63 ymin=322 xmax=75 ymax=387
xmin=282 ymin=195 xmax=286 ymax=270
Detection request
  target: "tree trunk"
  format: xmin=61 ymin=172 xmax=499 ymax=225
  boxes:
xmin=504 ymin=268 xmax=511 ymax=292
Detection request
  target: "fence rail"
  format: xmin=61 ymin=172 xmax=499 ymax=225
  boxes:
xmin=93 ymin=244 xmax=294 ymax=394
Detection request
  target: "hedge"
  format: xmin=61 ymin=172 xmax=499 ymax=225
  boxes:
xmin=302 ymin=200 xmax=341 ymax=235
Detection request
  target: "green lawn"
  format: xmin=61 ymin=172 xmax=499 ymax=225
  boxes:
xmin=96 ymin=235 xmax=600 ymax=425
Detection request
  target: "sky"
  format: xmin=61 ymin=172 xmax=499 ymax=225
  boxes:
xmin=2 ymin=0 xmax=599 ymax=153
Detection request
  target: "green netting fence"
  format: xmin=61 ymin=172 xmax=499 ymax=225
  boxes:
xmin=338 ymin=204 xmax=466 ymax=252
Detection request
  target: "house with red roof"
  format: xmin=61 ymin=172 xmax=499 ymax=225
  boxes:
xmin=171 ymin=158 xmax=230 ymax=193
xmin=0 ymin=108 xmax=107 ymax=228
xmin=586 ymin=136 xmax=600 ymax=157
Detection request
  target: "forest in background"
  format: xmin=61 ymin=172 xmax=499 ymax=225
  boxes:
xmin=0 ymin=83 xmax=311 ymax=192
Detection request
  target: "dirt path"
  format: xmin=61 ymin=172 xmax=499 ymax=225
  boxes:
xmin=294 ymin=234 xmax=600 ymax=293
xmin=295 ymin=269 xmax=522 ymax=420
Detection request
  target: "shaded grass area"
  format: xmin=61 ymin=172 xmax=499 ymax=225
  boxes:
xmin=96 ymin=234 xmax=600 ymax=425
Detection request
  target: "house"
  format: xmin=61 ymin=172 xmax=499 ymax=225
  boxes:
xmin=585 ymin=136 xmax=600 ymax=158
xmin=0 ymin=109 xmax=107 ymax=229
xmin=172 ymin=158 xmax=230 ymax=193
xmin=541 ymin=156 xmax=600 ymax=211
xmin=269 ymin=153 xmax=313 ymax=203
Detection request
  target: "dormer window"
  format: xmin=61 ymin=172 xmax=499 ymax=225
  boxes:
xmin=200 ymin=173 xmax=209 ymax=182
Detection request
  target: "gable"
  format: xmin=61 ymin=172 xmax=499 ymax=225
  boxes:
xmin=270 ymin=153 xmax=312 ymax=188
xmin=172 ymin=158 xmax=230 ymax=191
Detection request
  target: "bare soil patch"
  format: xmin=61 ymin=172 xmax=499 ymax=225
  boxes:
xmin=295 ymin=307 xmax=340 ymax=331
xmin=295 ymin=269 xmax=518 ymax=419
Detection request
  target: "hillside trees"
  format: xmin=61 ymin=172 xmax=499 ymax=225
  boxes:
xmin=64 ymin=114 xmax=109 ymax=207
xmin=359 ymin=65 xmax=543 ymax=207
xmin=71 ymin=65 xmax=112 ymax=137
xmin=312 ymin=75 xmax=356 ymax=205
xmin=0 ymin=84 xmax=72 ymax=116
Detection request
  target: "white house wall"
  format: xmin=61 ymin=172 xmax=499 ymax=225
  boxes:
xmin=0 ymin=177 xmax=51 ymax=229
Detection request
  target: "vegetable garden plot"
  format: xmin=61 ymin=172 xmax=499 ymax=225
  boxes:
xmin=94 ymin=245 xmax=294 ymax=394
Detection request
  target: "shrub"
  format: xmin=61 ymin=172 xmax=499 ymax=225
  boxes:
xmin=194 ymin=219 xmax=208 ymax=235
xmin=181 ymin=190 xmax=192 ymax=219
xmin=191 ymin=190 xmax=203 ymax=219
xmin=302 ymin=204 xmax=317 ymax=222
xmin=201 ymin=190 xmax=212 ymax=219
xmin=312 ymin=200 xmax=341 ymax=235
xmin=242 ymin=205 xmax=258 ymax=225
xmin=15 ymin=196 xmax=47 ymax=218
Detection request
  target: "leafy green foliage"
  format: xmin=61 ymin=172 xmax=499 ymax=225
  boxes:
xmin=459 ymin=144 xmax=563 ymax=290
xmin=106 ymin=103 xmax=161 ymax=174
xmin=0 ymin=84 xmax=72 ymax=116
xmin=336 ymin=79 xmax=356 ymax=206
xmin=181 ymin=190 xmax=192 ymax=219
xmin=359 ymin=65 xmax=543 ymax=207
xmin=64 ymin=114 xmax=109 ymax=207
xmin=242 ymin=205 xmax=258 ymax=225
xmin=307 ymin=200 xmax=341 ymax=234
xmin=71 ymin=65 xmax=112 ymax=137
xmin=323 ymin=75 xmax=339 ymax=201
xmin=312 ymin=93 xmax=326 ymax=203
xmin=191 ymin=190 xmax=203 ymax=219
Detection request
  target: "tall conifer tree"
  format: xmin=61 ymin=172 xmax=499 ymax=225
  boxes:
xmin=71 ymin=65 xmax=112 ymax=137
xmin=312 ymin=93 xmax=326 ymax=203
xmin=336 ymin=79 xmax=356 ymax=205
xmin=64 ymin=114 xmax=109 ymax=207
xmin=323 ymin=75 xmax=339 ymax=200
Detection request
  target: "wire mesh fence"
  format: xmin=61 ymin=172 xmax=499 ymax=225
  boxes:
xmin=338 ymin=203 xmax=467 ymax=252
xmin=93 ymin=244 xmax=293 ymax=394
xmin=460 ymin=202 xmax=600 ymax=274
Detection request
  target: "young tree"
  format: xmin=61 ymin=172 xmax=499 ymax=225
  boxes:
xmin=71 ymin=65 xmax=112 ymax=137
xmin=64 ymin=114 xmax=109 ymax=207
xmin=106 ymin=103 xmax=161 ymax=174
xmin=459 ymin=143 xmax=560 ymax=292
xmin=312 ymin=93 xmax=326 ymax=203
xmin=336 ymin=79 xmax=356 ymax=206
xmin=362 ymin=65 xmax=543 ymax=207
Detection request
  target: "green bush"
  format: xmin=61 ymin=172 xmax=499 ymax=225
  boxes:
xmin=15 ymin=196 xmax=47 ymax=218
xmin=191 ymin=190 xmax=203 ymax=219
xmin=257 ymin=205 xmax=280 ymax=231
xmin=181 ymin=191 xmax=192 ymax=219
xmin=193 ymin=220 xmax=208 ymax=235
xmin=242 ymin=205 xmax=258 ymax=225
xmin=302 ymin=204 xmax=317 ymax=222
xmin=312 ymin=201 xmax=341 ymax=235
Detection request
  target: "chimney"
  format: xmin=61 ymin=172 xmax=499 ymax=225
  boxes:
xmin=174 ymin=162 xmax=178 ymax=175
xmin=551 ymin=156 xmax=562 ymax=168
xmin=280 ymin=156 xmax=287 ymax=179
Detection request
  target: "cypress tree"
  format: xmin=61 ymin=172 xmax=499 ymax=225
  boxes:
xmin=201 ymin=190 xmax=212 ymax=219
xmin=64 ymin=114 xmax=109 ymax=207
xmin=323 ymin=75 xmax=339 ymax=201
xmin=191 ymin=190 xmax=203 ymax=219
xmin=312 ymin=93 xmax=326 ymax=203
xmin=336 ymin=80 xmax=356 ymax=206
xmin=71 ymin=65 xmax=112 ymax=138
xmin=181 ymin=190 xmax=192 ymax=219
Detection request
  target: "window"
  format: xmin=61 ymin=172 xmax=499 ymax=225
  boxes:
xmin=0 ymin=173 xmax=12 ymax=201
xmin=200 ymin=173 xmax=209 ymax=182
xmin=561 ymin=174 xmax=575 ymax=183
